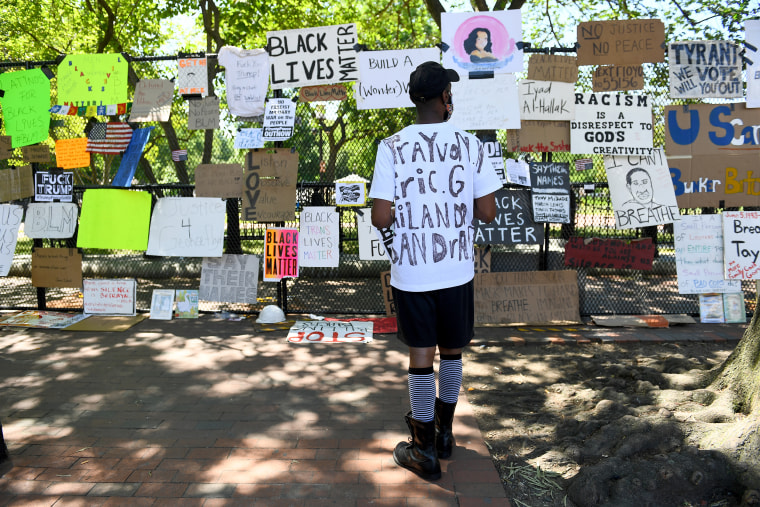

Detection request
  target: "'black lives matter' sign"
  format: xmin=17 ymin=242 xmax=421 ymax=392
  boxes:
xmin=474 ymin=189 xmax=544 ymax=245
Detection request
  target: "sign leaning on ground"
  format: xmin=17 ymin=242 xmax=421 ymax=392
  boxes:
xmin=267 ymin=24 xmax=359 ymax=89
xmin=200 ymin=254 xmax=260 ymax=304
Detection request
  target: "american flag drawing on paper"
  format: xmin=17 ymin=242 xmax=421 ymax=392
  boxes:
xmin=171 ymin=149 xmax=188 ymax=162
xmin=86 ymin=122 xmax=133 ymax=154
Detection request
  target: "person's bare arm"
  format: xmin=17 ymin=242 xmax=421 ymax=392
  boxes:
xmin=372 ymin=198 xmax=394 ymax=228
xmin=473 ymin=193 xmax=497 ymax=223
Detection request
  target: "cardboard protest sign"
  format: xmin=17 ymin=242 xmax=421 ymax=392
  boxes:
xmin=747 ymin=20 xmax=760 ymax=108
xmin=188 ymin=96 xmax=220 ymax=130
xmin=570 ymin=93 xmax=653 ymax=155
xmin=55 ymin=138 xmax=90 ymax=169
xmin=287 ymin=320 xmax=373 ymax=343
xmin=31 ymin=248 xmax=82 ymax=288
xmin=473 ymin=189 xmax=544 ymax=245
xmin=380 ymin=270 xmax=395 ymax=316
xmin=57 ymin=54 xmax=128 ymax=106
xmin=674 ymin=214 xmax=740 ymax=293
xmin=177 ymin=57 xmax=208 ymax=97
xmin=450 ymin=73 xmax=520 ymax=130
xmin=356 ymin=48 xmax=440 ymax=110
xmin=669 ymin=41 xmax=741 ymax=99
xmin=519 ymin=80 xmax=574 ymax=121
xmin=593 ymin=65 xmax=644 ymax=92
xmin=0 ymin=165 xmax=34 ymax=202
xmin=35 ymin=170 xmax=73 ymax=202
xmin=564 ymin=237 xmax=655 ymax=270
xmin=77 ymin=189 xmax=152 ymax=250
xmin=217 ymin=46 xmax=269 ymax=118
xmin=264 ymin=227 xmax=299 ymax=281
xmin=527 ymin=54 xmax=578 ymax=83
xmin=723 ymin=211 xmax=760 ymax=279
xmin=357 ymin=208 xmax=389 ymax=261
xmin=234 ymin=128 xmax=264 ymax=149
xmin=442 ymin=11 xmax=523 ymax=75
xmin=22 ymin=144 xmax=52 ymax=163
xmin=576 ymin=19 xmax=665 ymax=66
xmin=24 ymin=202 xmax=78 ymax=239
xmin=200 ymin=254 xmax=260 ymax=303
xmin=0 ymin=68 xmax=50 ymax=148
xmin=299 ymin=84 xmax=347 ymax=102
xmin=474 ymin=270 xmax=582 ymax=325
xmin=146 ymin=197 xmax=225 ymax=257
xmin=129 ymin=79 xmax=173 ymax=122
xmin=262 ymin=98 xmax=296 ymax=141
xmin=484 ymin=141 xmax=506 ymax=184
xmin=665 ymin=103 xmax=760 ymax=207
xmin=605 ymin=149 xmax=679 ymax=229
xmin=0 ymin=136 xmax=12 ymax=159
xmin=195 ymin=163 xmax=243 ymax=198
xmin=83 ymin=278 xmax=137 ymax=316
xmin=506 ymin=120 xmax=570 ymax=153
xmin=242 ymin=149 xmax=298 ymax=222
xmin=298 ymin=206 xmax=339 ymax=268
xmin=0 ymin=204 xmax=23 ymax=276
xmin=267 ymin=24 xmax=358 ymax=89
xmin=112 ymin=127 xmax=153 ymax=187
xmin=529 ymin=162 xmax=571 ymax=223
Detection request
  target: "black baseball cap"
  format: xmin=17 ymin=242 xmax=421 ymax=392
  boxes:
xmin=408 ymin=61 xmax=460 ymax=102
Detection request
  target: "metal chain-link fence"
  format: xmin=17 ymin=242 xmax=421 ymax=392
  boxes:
xmin=2 ymin=58 xmax=754 ymax=317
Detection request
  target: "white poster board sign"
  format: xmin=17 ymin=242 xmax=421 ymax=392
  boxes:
xmin=484 ymin=141 xmax=507 ymax=185
xmin=177 ymin=57 xmax=208 ymax=97
xmin=669 ymin=41 xmax=742 ymax=99
xmin=200 ymin=254 xmax=260 ymax=303
xmin=674 ymin=214 xmax=740 ymax=294
xmin=356 ymin=48 xmax=440 ymax=110
xmin=146 ymin=197 xmax=226 ymax=257
xmin=234 ymin=128 xmax=265 ymax=149
xmin=262 ymin=98 xmax=296 ymax=141
xmin=506 ymin=159 xmax=530 ymax=186
xmin=150 ymin=289 xmax=175 ymax=320
xmin=287 ymin=320 xmax=373 ymax=343
xmin=267 ymin=24 xmax=359 ymax=89
xmin=450 ymin=73 xmax=520 ymax=130
xmin=605 ymin=149 xmax=680 ymax=229
xmin=24 ymin=202 xmax=78 ymax=239
xmin=0 ymin=204 xmax=23 ymax=276
xmin=570 ymin=93 xmax=653 ymax=155
xmin=441 ymin=11 xmax=523 ymax=75
xmin=519 ymin=80 xmax=575 ymax=121
xmin=299 ymin=206 xmax=339 ymax=267
xmin=357 ymin=207 xmax=389 ymax=261
xmin=83 ymin=278 xmax=137 ymax=316
xmin=723 ymin=210 xmax=760 ymax=279
xmin=747 ymin=20 xmax=760 ymax=108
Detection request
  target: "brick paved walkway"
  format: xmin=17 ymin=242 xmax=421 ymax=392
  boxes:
xmin=0 ymin=316 xmax=511 ymax=506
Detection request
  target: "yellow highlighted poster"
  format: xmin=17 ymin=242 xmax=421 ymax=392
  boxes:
xmin=76 ymin=189 xmax=151 ymax=250
xmin=57 ymin=53 xmax=128 ymax=106
xmin=55 ymin=138 xmax=90 ymax=169
xmin=0 ymin=68 xmax=51 ymax=148
xmin=264 ymin=228 xmax=299 ymax=281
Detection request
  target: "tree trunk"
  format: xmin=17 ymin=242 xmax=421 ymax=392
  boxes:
xmin=706 ymin=295 xmax=760 ymax=415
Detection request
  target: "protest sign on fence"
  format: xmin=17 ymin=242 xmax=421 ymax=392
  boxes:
xmin=200 ymin=254 xmax=260 ymax=303
xmin=668 ymin=41 xmax=741 ymax=99
xmin=674 ymin=214 xmax=740 ymax=293
xmin=473 ymin=189 xmax=544 ymax=245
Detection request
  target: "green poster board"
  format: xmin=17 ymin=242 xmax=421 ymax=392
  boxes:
xmin=77 ymin=189 xmax=151 ymax=250
xmin=0 ymin=68 xmax=51 ymax=148
xmin=57 ymin=54 xmax=129 ymax=106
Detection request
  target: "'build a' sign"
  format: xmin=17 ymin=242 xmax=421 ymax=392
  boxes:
xmin=665 ymin=103 xmax=760 ymax=208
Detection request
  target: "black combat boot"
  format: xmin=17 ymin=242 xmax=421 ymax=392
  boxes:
xmin=393 ymin=412 xmax=441 ymax=480
xmin=435 ymin=398 xmax=457 ymax=459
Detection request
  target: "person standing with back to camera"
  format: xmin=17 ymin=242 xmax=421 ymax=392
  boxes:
xmin=370 ymin=61 xmax=502 ymax=480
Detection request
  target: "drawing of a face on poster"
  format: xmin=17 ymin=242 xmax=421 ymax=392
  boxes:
xmin=605 ymin=148 xmax=680 ymax=230
xmin=442 ymin=12 xmax=522 ymax=74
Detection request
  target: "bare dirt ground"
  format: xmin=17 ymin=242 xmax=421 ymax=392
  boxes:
xmin=462 ymin=341 xmax=760 ymax=507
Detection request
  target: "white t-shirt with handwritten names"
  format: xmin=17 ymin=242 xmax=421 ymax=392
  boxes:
xmin=370 ymin=123 xmax=502 ymax=292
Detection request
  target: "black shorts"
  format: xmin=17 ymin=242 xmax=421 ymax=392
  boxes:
xmin=392 ymin=280 xmax=474 ymax=349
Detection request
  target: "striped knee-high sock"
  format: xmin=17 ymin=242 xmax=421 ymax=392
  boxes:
xmin=408 ymin=367 xmax=435 ymax=422
xmin=438 ymin=354 xmax=463 ymax=404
